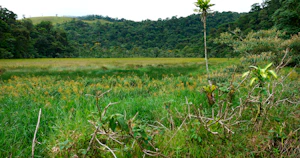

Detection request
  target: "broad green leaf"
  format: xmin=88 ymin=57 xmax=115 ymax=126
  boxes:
xmin=268 ymin=70 xmax=277 ymax=78
xmin=242 ymin=71 xmax=250 ymax=78
xmin=264 ymin=63 xmax=273 ymax=71
xmin=249 ymin=65 xmax=258 ymax=69
xmin=109 ymin=118 xmax=117 ymax=132
xmin=211 ymin=85 xmax=217 ymax=91
xmin=203 ymin=86 xmax=210 ymax=92
xmin=250 ymin=77 xmax=258 ymax=86
xmin=261 ymin=73 xmax=267 ymax=79
xmin=117 ymin=117 xmax=129 ymax=132
xmin=268 ymin=130 xmax=275 ymax=133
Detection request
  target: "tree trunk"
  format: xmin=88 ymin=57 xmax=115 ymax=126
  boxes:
xmin=203 ymin=13 xmax=211 ymax=86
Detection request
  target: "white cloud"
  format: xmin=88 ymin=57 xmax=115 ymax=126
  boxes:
xmin=1 ymin=0 xmax=262 ymax=21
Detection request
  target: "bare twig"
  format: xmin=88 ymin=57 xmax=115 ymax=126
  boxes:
xmin=98 ymin=88 xmax=112 ymax=98
xmin=164 ymin=116 xmax=188 ymax=148
xmin=155 ymin=121 xmax=170 ymax=131
xmin=85 ymin=126 xmax=100 ymax=158
xmin=85 ymin=100 xmax=118 ymax=158
xmin=143 ymin=149 xmax=168 ymax=158
xmin=276 ymin=48 xmax=291 ymax=71
xmin=131 ymin=112 xmax=139 ymax=121
xmin=101 ymin=102 xmax=119 ymax=120
xmin=109 ymin=135 xmax=124 ymax=145
xmin=95 ymin=138 xmax=117 ymax=158
xmin=32 ymin=108 xmax=42 ymax=158
xmin=185 ymin=96 xmax=191 ymax=119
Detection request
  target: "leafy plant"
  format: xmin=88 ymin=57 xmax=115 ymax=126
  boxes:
xmin=203 ymin=84 xmax=217 ymax=105
xmin=242 ymin=63 xmax=277 ymax=87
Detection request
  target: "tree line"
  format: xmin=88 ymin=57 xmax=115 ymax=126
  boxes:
xmin=0 ymin=0 xmax=299 ymax=58
xmin=0 ymin=6 xmax=74 ymax=58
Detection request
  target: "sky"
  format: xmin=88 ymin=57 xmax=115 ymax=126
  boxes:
xmin=1 ymin=0 xmax=263 ymax=21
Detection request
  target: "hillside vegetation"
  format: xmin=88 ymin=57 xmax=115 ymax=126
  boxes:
xmin=1 ymin=0 xmax=299 ymax=59
xmin=27 ymin=16 xmax=112 ymax=25
xmin=27 ymin=16 xmax=74 ymax=25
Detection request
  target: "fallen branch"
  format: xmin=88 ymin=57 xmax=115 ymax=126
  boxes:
xmin=95 ymin=138 xmax=117 ymax=158
xmin=164 ymin=116 xmax=188 ymax=147
xmin=84 ymin=126 xmax=100 ymax=158
xmin=32 ymin=108 xmax=42 ymax=158
xmin=101 ymin=102 xmax=119 ymax=120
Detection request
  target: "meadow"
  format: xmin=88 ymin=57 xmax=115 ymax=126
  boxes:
xmin=0 ymin=58 xmax=299 ymax=157
xmin=27 ymin=16 xmax=112 ymax=25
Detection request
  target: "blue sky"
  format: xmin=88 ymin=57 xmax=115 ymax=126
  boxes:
xmin=2 ymin=0 xmax=262 ymax=21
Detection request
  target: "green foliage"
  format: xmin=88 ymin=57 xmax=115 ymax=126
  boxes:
xmin=243 ymin=63 xmax=277 ymax=86
xmin=194 ymin=0 xmax=215 ymax=18
xmin=273 ymin=0 xmax=300 ymax=35
xmin=57 ymin=12 xmax=240 ymax=58
xmin=216 ymin=29 xmax=300 ymax=65
xmin=282 ymin=33 xmax=300 ymax=66
xmin=0 ymin=6 xmax=73 ymax=59
xmin=2 ymin=0 xmax=299 ymax=59
xmin=34 ymin=21 xmax=73 ymax=58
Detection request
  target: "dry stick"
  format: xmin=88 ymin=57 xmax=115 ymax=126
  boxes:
xmin=101 ymin=102 xmax=119 ymax=120
xmin=85 ymin=101 xmax=118 ymax=158
xmin=276 ymin=48 xmax=290 ymax=71
xmin=174 ymin=107 xmax=184 ymax=119
xmin=95 ymin=138 xmax=117 ymax=158
xmin=143 ymin=149 xmax=168 ymax=158
xmin=196 ymin=108 xmax=219 ymax=135
xmin=85 ymin=126 xmax=100 ymax=158
xmin=163 ymin=116 xmax=188 ymax=150
xmin=98 ymin=88 xmax=112 ymax=98
xmin=32 ymin=108 xmax=42 ymax=158
xmin=155 ymin=121 xmax=170 ymax=131
xmin=185 ymin=96 xmax=191 ymax=119
xmin=109 ymin=135 xmax=124 ymax=145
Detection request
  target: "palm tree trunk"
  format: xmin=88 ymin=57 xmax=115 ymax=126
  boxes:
xmin=203 ymin=14 xmax=211 ymax=86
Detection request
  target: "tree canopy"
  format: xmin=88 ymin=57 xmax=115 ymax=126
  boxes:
xmin=0 ymin=0 xmax=299 ymax=59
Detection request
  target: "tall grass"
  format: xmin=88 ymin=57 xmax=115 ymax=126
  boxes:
xmin=0 ymin=58 xmax=299 ymax=157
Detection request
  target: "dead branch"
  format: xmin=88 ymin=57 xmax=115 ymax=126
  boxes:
xmin=84 ymin=126 xmax=100 ymax=158
xmin=155 ymin=121 xmax=170 ymax=131
xmin=32 ymin=108 xmax=42 ymax=158
xmin=98 ymin=88 xmax=112 ymax=98
xmin=143 ymin=149 xmax=168 ymax=158
xmin=164 ymin=116 xmax=188 ymax=148
xmin=276 ymin=48 xmax=292 ymax=71
xmin=101 ymin=102 xmax=119 ymax=120
xmin=185 ymin=96 xmax=191 ymax=119
xmin=95 ymin=137 xmax=117 ymax=158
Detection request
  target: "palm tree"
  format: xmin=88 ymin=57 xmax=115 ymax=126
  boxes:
xmin=194 ymin=0 xmax=215 ymax=86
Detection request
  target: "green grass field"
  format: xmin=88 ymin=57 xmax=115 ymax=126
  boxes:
xmin=25 ymin=16 xmax=112 ymax=25
xmin=0 ymin=58 xmax=299 ymax=157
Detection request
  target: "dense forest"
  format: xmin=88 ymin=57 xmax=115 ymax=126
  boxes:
xmin=0 ymin=0 xmax=299 ymax=59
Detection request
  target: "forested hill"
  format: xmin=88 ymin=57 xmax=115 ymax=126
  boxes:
xmin=1 ymin=0 xmax=299 ymax=58
xmin=58 ymin=12 xmax=242 ymax=52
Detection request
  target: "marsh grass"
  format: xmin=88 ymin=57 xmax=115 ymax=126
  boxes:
xmin=0 ymin=58 xmax=299 ymax=157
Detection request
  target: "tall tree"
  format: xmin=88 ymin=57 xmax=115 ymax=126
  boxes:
xmin=194 ymin=0 xmax=215 ymax=86
xmin=0 ymin=6 xmax=17 ymax=58
xmin=273 ymin=0 xmax=300 ymax=35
